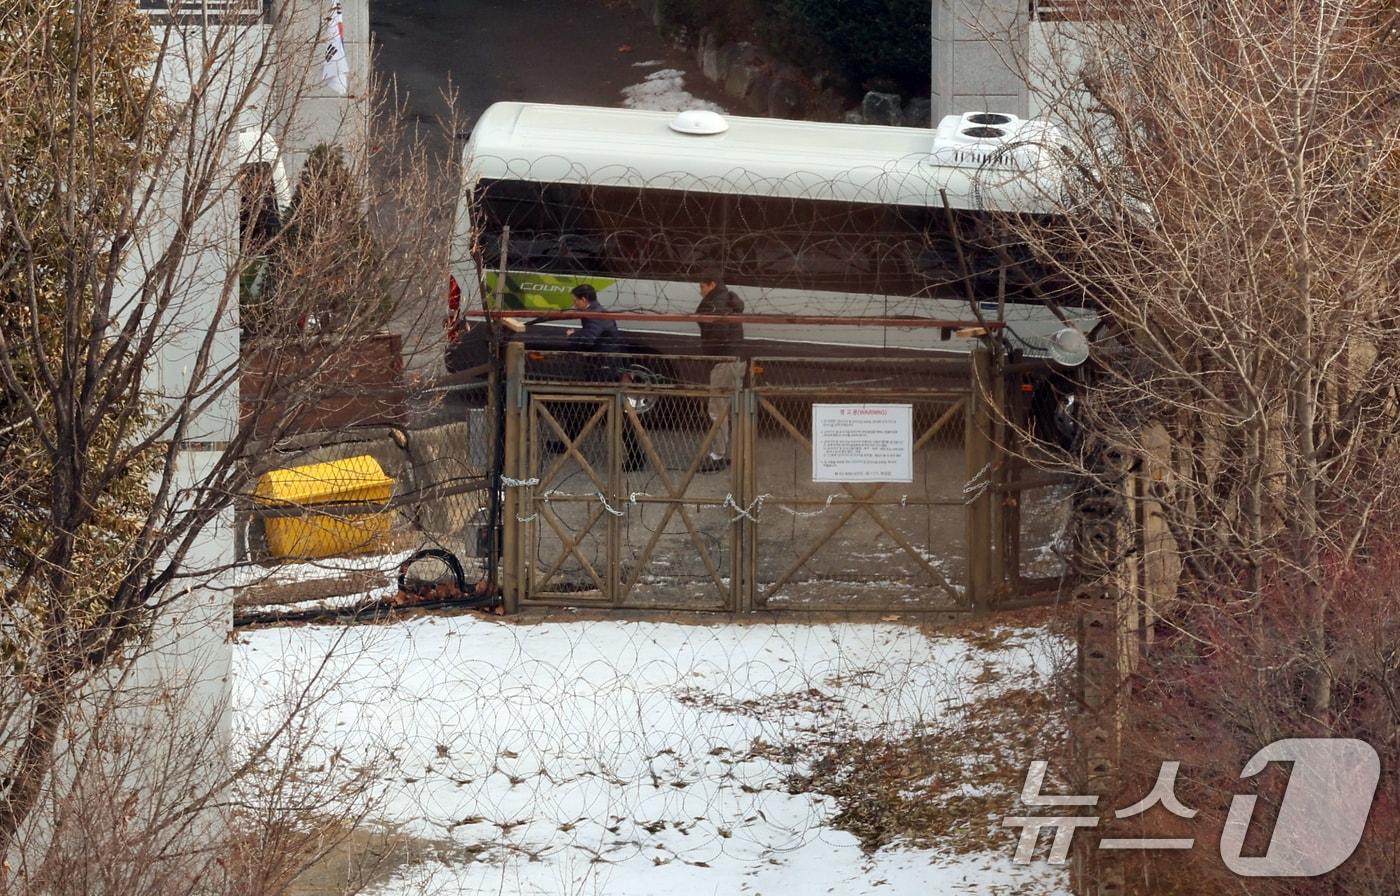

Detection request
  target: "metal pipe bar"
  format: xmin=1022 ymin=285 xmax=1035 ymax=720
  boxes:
xmin=759 ymin=498 xmax=965 ymax=507
xmin=465 ymin=309 xmax=1007 ymax=330
xmin=750 ymin=388 xmax=971 ymax=397
xmin=995 ymin=473 xmax=1078 ymax=492
xmin=247 ymin=477 xmax=490 ymax=519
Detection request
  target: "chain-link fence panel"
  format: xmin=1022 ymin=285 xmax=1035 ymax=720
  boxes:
xmin=500 ymin=349 xmax=1069 ymax=613
xmin=1009 ymin=481 xmax=1074 ymax=590
xmin=236 ymin=380 xmax=495 ymax=577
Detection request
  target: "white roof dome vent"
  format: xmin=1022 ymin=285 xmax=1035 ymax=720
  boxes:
xmin=930 ymin=112 xmax=1057 ymax=169
xmin=669 ymin=109 xmax=729 ymax=136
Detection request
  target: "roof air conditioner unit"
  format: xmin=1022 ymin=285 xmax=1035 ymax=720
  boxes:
xmin=929 ymin=112 xmax=1057 ymax=169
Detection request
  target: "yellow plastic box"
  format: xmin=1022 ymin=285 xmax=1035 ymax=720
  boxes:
xmin=254 ymin=455 xmax=394 ymax=561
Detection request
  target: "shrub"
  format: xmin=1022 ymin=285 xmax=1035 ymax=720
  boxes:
xmin=659 ymin=0 xmax=931 ymax=99
xmin=755 ymin=0 xmax=930 ymax=96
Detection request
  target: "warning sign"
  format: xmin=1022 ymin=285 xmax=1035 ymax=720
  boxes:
xmin=811 ymin=404 xmax=914 ymax=483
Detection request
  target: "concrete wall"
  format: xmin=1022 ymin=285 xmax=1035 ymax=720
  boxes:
xmin=930 ymin=0 xmax=1030 ymax=120
xmin=130 ymin=16 xmax=261 ymax=731
xmin=5 ymin=16 xmax=265 ymax=875
xmin=6 ymin=1 xmax=384 ymax=870
xmin=1026 ymin=18 xmax=1088 ymax=121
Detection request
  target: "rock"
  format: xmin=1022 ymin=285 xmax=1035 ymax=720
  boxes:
xmin=716 ymin=42 xmax=742 ymax=82
xmin=725 ymin=62 xmax=756 ymax=99
xmin=722 ymin=43 xmax=763 ymax=99
xmin=844 ymin=108 xmax=865 ymax=125
xmin=861 ymin=91 xmax=903 ymax=126
xmin=767 ymin=75 xmax=805 ymax=119
xmin=904 ymin=96 xmax=933 ymax=128
xmin=699 ymin=28 xmax=722 ymax=81
xmin=746 ymin=68 xmax=773 ymax=106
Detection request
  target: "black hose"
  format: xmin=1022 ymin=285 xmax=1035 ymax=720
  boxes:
xmin=397 ymin=547 xmax=467 ymax=593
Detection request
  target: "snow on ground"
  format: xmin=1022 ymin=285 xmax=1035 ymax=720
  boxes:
xmin=232 ymin=549 xmax=416 ymax=590
xmin=622 ymin=68 xmax=726 ymax=114
xmin=234 ymin=615 xmax=1067 ymax=895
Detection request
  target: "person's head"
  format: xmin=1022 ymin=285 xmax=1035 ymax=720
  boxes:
xmin=698 ymin=268 xmax=725 ymax=297
xmin=570 ymin=283 xmax=597 ymax=309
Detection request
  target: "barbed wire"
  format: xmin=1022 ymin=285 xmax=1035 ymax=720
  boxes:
xmin=231 ymin=153 xmax=1077 ymax=613
xmin=232 ymin=608 xmax=1075 ymax=890
xmin=460 ymin=153 xmax=1083 ymax=345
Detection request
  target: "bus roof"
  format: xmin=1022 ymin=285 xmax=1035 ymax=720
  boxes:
xmin=463 ymin=103 xmax=1062 ymax=213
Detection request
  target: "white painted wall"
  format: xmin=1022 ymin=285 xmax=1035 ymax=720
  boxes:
xmin=7 ymin=12 xmax=271 ymax=876
xmin=116 ymin=14 xmax=263 ymax=795
xmin=9 ymin=3 xmax=378 ymax=872
xmin=1026 ymin=18 xmax=1088 ymax=121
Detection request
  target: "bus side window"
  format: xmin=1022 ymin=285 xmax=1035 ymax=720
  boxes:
xmin=601 ymin=229 xmax=646 ymax=277
xmin=799 ymin=236 xmax=873 ymax=283
xmin=587 ymin=182 xmax=653 ymax=277
xmin=730 ymin=232 xmax=795 ymax=278
xmin=477 ymin=179 xmax=600 ymax=274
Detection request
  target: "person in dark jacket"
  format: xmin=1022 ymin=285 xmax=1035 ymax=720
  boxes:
xmin=557 ymin=284 xmax=643 ymax=470
xmin=566 ymin=284 xmax=624 ymax=362
xmin=695 ymin=270 xmax=745 ymax=472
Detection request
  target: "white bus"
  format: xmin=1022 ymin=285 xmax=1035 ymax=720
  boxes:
xmin=445 ymin=102 xmax=1093 ymax=372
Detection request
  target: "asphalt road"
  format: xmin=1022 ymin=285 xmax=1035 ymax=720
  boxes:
xmin=372 ymin=0 xmax=731 ymax=378
xmin=373 ymin=0 xmax=729 ymax=160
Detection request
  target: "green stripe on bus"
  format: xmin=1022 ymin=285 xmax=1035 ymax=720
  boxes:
xmin=483 ymin=272 xmax=618 ymax=310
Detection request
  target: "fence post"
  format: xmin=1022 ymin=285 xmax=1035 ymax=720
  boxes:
xmin=608 ymin=374 xmax=623 ymax=607
xmin=1068 ymin=437 xmax=1135 ymax=896
xmin=965 ymin=343 xmax=997 ymax=613
xmin=736 ymin=363 xmax=756 ymax=612
xmin=501 ymin=341 xmax=525 ymax=613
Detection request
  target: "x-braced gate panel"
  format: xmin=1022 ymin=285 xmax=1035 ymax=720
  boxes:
xmin=746 ymin=394 xmax=971 ymax=611
xmin=506 ymin=351 xmax=743 ymax=610
xmin=744 ymin=358 xmax=974 ymax=612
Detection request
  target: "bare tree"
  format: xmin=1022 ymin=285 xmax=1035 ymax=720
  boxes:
xmin=0 ymin=0 xmax=445 ymax=886
xmin=1025 ymin=0 xmax=1399 ymax=690
xmin=1014 ymin=0 xmax=1399 ymax=890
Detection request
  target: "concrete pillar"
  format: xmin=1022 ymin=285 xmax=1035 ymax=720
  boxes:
xmin=273 ymin=0 xmax=372 ymax=183
xmin=931 ymin=0 xmax=1031 ymax=121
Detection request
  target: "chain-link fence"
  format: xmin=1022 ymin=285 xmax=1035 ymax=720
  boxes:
xmin=235 ymin=379 xmax=496 ymax=582
xmin=232 ymin=341 xmax=1075 ymax=615
xmin=508 ymin=349 xmax=738 ymax=610
xmin=748 ymin=356 xmax=972 ymax=611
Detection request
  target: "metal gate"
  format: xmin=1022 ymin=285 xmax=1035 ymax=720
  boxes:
xmin=498 ymin=343 xmax=1070 ymax=613
xmin=501 ymin=347 xmax=742 ymax=610
xmin=745 ymin=357 xmax=973 ymax=612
